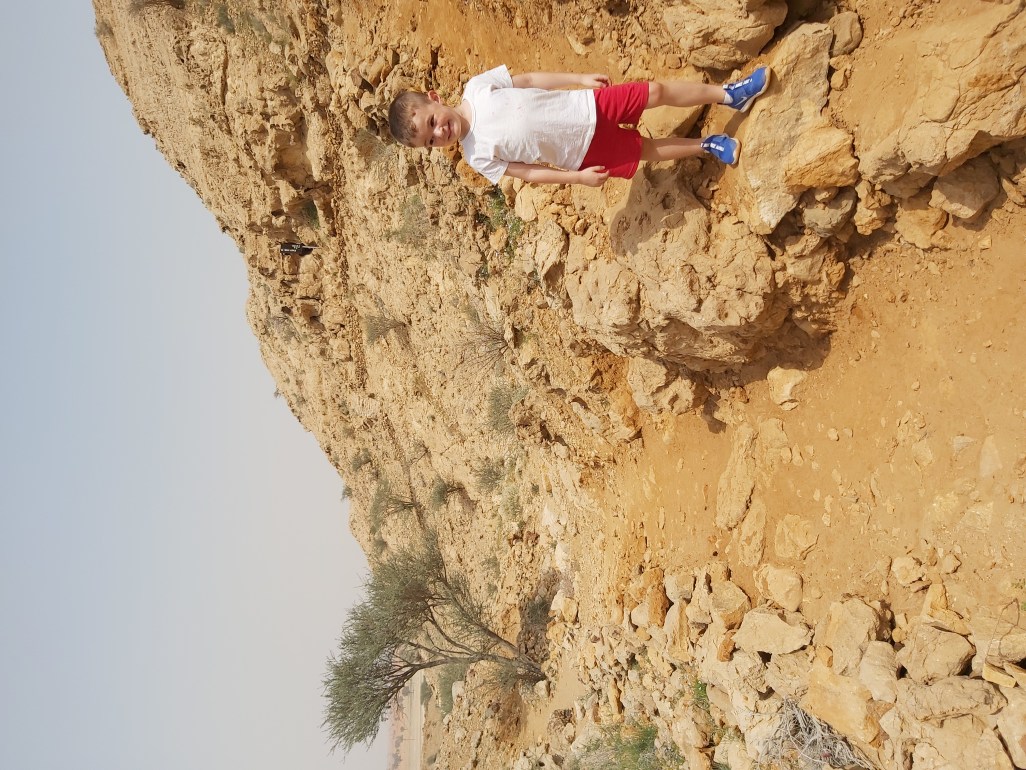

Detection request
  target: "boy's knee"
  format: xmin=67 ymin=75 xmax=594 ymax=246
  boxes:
xmin=646 ymin=81 xmax=663 ymax=108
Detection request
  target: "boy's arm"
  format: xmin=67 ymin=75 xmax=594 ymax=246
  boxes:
xmin=504 ymin=162 xmax=609 ymax=187
xmin=510 ymin=72 xmax=609 ymax=90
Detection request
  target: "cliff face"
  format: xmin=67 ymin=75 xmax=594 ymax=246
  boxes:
xmin=95 ymin=0 xmax=1026 ymax=767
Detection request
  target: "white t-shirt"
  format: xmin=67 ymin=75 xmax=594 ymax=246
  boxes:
xmin=459 ymin=65 xmax=597 ymax=184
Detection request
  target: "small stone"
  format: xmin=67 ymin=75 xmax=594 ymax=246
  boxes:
xmin=982 ymin=661 xmax=1017 ymax=688
xmin=733 ymin=607 xmax=812 ymax=654
xmin=892 ymin=555 xmax=925 ymax=585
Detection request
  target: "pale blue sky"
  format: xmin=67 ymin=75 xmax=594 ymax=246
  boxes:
xmin=0 ymin=4 xmax=384 ymax=768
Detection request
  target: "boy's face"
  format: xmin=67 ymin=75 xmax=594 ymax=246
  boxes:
xmin=408 ymin=92 xmax=462 ymax=149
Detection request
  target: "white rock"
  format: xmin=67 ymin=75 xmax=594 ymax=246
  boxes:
xmin=858 ymin=641 xmax=898 ymax=703
xmin=815 ymin=598 xmax=885 ymax=675
xmin=996 ymin=685 xmax=1026 ymax=768
xmin=733 ymin=607 xmax=812 ymax=654
xmin=755 ymin=564 xmax=803 ymax=611
xmin=767 ymin=367 xmax=806 ymax=410
xmin=896 ymin=623 xmax=975 ymax=684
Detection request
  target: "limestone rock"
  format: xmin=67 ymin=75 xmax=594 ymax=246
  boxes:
xmin=726 ymin=24 xmax=837 ymax=234
xmin=767 ymin=367 xmax=806 ymax=410
xmin=931 ymin=157 xmax=1001 ymax=220
xmin=997 ymin=685 xmax=1026 ymax=769
xmin=662 ymin=0 xmax=787 ymax=70
xmin=782 ymin=121 xmax=859 ymax=192
xmin=716 ymin=423 xmax=757 ymax=529
xmin=970 ymin=615 xmax=1026 ymax=673
xmin=754 ymin=564 xmax=803 ymax=612
xmin=909 ymin=715 xmax=1014 ymax=770
xmin=733 ymin=607 xmax=812 ymax=655
xmin=891 ymin=554 xmax=925 ymax=586
xmin=816 ymin=598 xmax=885 ymax=676
xmin=665 ymin=572 xmax=695 ymax=604
xmin=829 ymin=11 xmax=863 ymax=56
xmin=858 ymin=641 xmax=898 ymax=704
xmin=774 ymin=514 xmax=819 ymax=561
xmin=897 ymin=677 xmax=1004 ymax=722
xmin=765 ymin=649 xmax=813 ymax=699
xmin=709 ymin=580 xmax=751 ymax=629
xmin=802 ymin=659 xmax=879 ymax=745
xmin=628 ymin=568 xmax=671 ymax=630
xmin=897 ymin=623 xmax=975 ymax=684
xmin=735 ymin=497 xmax=767 ymax=568
xmin=550 ymin=591 xmax=579 ymax=623
xmin=627 ymin=357 xmax=703 ymax=415
xmin=895 ymin=193 xmax=949 ymax=249
xmin=594 ymin=175 xmax=779 ymax=369
xmin=801 ymin=187 xmax=857 ymax=237
xmin=856 ymin=3 xmax=1026 ymax=195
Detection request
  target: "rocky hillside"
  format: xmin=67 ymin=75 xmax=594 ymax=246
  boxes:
xmin=95 ymin=0 xmax=1026 ymax=768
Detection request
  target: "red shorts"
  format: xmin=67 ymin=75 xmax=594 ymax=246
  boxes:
xmin=579 ymin=82 xmax=649 ymax=179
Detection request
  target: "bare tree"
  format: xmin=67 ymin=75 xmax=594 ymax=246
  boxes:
xmin=322 ymin=534 xmax=543 ymax=753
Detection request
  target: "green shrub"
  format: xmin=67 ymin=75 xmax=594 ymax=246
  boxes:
xmin=459 ymin=305 xmax=510 ymax=373
xmin=363 ymin=314 xmax=404 ymax=344
xmin=436 ymin=663 xmax=470 ymax=715
xmin=429 ymin=478 xmax=463 ymax=511
xmin=486 ymin=385 xmax=526 ymax=436
xmin=567 ymin=721 xmax=684 ymax=770
xmin=349 ymin=448 xmax=372 ymax=473
xmin=129 ymin=0 xmax=186 ymax=13
xmin=473 ymin=458 xmax=506 ymax=494
xmin=386 ymin=195 xmax=431 ymax=246
xmin=486 ymin=189 xmax=525 ymax=261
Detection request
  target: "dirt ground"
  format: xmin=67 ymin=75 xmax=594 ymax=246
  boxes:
xmin=384 ymin=0 xmax=1026 ymax=759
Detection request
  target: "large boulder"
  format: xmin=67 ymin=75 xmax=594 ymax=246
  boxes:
xmin=855 ymin=2 xmax=1026 ymax=197
xmin=718 ymin=24 xmax=856 ymax=235
xmin=662 ymin=0 xmax=787 ymax=70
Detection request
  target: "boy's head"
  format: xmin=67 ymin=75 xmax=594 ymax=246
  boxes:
xmin=388 ymin=91 xmax=462 ymax=150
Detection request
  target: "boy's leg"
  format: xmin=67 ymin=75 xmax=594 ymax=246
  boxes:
xmin=641 ymin=136 xmax=739 ymax=166
xmin=645 ymin=81 xmax=726 ymax=110
xmin=640 ymin=137 xmax=707 ymax=161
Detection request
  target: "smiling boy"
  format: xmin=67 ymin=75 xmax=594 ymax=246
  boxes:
xmin=388 ymin=66 xmax=770 ymax=187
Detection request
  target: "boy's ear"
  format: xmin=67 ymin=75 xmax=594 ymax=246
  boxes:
xmin=427 ymin=90 xmax=440 ymax=103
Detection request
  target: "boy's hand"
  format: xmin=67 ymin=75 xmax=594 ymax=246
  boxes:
xmin=580 ymin=74 xmax=610 ymax=88
xmin=577 ymin=166 xmax=610 ymax=187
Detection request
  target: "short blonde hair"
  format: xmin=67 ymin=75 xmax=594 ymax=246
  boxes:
xmin=388 ymin=91 xmax=429 ymax=147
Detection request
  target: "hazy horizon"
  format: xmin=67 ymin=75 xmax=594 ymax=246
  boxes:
xmin=0 ymin=5 xmax=386 ymax=769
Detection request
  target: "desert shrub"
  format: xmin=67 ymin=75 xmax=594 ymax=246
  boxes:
xmin=567 ymin=721 xmax=684 ymax=770
xmin=692 ymin=679 xmax=710 ymax=712
xmin=473 ymin=458 xmax=506 ymax=494
xmin=215 ymin=3 xmax=235 ymax=31
xmin=485 ymin=189 xmax=525 ymax=261
xmin=385 ymin=492 xmax=419 ymax=518
xmin=763 ymin=699 xmax=874 ymax=770
xmin=299 ymin=199 xmax=320 ymax=229
xmin=349 ymin=448 xmax=372 ymax=473
xmin=363 ymin=314 xmax=404 ymax=344
xmin=368 ymin=480 xmax=390 ymax=531
xmin=500 ymin=487 xmax=522 ymax=523
xmin=129 ymin=0 xmax=186 ymax=13
xmin=429 ymin=478 xmax=463 ymax=511
xmin=386 ymin=195 xmax=431 ymax=246
xmin=486 ymin=385 xmax=526 ymax=436
xmin=354 ymin=128 xmax=392 ymax=165
xmin=458 ymin=305 xmax=510 ymax=373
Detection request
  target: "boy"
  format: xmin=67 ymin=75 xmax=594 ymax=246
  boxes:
xmin=388 ymin=66 xmax=770 ymax=188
